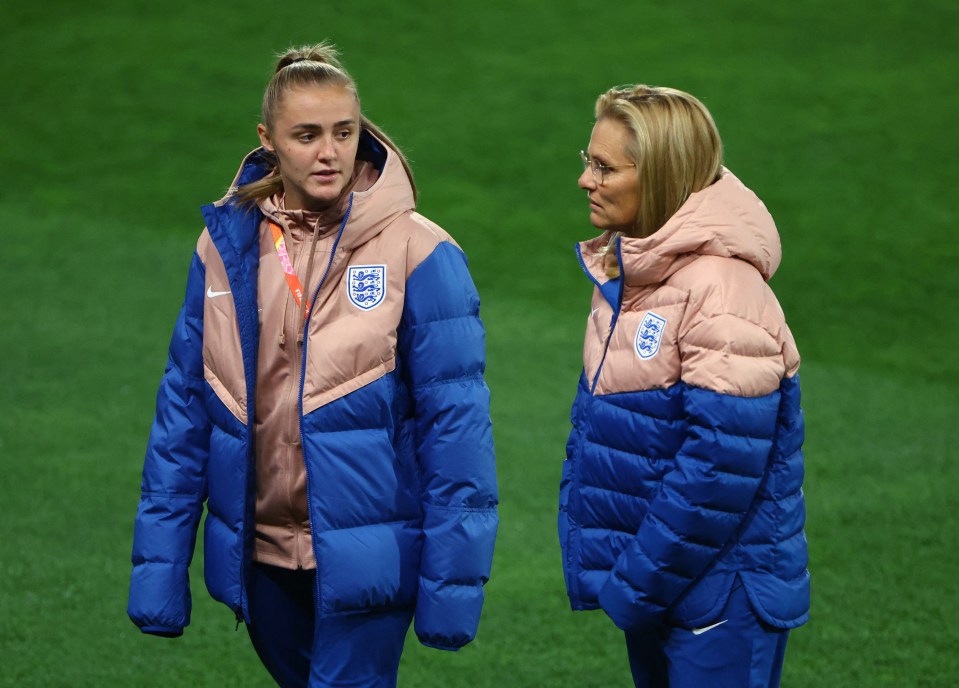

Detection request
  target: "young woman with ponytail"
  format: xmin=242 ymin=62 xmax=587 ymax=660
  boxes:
xmin=128 ymin=42 xmax=498 ymax=688
xmin=559 ymin=85 xmax=809 ymax=687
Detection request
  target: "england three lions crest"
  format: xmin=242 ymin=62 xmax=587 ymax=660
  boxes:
xmin=347 ymin=265 xmax=386 ymax=311
xmin=635 ymin=312 xmax=667 ymax=360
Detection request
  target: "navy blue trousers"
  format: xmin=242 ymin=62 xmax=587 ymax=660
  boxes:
xmin=625 ymin=579 xmax=790 ymax=688
xmin=246 ymin=563 xmax=412 ymax=688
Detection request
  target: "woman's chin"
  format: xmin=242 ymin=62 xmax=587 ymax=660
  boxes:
xmin=588 ymin=211 xmax=608 ymax=230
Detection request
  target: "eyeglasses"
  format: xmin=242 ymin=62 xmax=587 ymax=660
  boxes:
xmin=580 ymin=150 xmax=636 ymax=185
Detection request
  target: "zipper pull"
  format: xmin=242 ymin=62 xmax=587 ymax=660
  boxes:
xmin=279 ymin=331 xmax=286 ymax=346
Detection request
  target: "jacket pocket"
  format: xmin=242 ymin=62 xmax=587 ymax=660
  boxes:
xmin=667 ymin=570 xmax=738 ymax=628
xmin=315 ymin=521 xmax=422 ymax=615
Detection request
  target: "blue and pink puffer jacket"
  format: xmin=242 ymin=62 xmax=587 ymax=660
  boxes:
xmin=560 ymin=169 xmax=809 ymax=633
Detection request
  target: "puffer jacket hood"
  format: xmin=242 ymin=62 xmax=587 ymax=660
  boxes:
xmin=579 ymin=169 xmax=781 ymax=288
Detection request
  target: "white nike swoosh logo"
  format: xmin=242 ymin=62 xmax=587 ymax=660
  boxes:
xmin=207 ymin=286 xmax=231 ymax=298
xmin=691 ymin=619 xmax=728 ymax=636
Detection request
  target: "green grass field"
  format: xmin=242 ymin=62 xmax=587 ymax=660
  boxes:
xmin=1 ymin=0 xmax=957 ymax=685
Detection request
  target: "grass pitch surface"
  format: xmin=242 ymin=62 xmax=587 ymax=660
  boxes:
xmin=1 ymin=1 xmax=956 ymax=685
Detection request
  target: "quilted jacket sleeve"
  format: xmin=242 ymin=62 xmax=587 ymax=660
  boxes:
xmin=598 ymin=308 xmax=785 ymax=632
xmin=399 ymin=241 xmax=498 ymax=651
xmin=127 ymin=250 xmax=211 ymax=637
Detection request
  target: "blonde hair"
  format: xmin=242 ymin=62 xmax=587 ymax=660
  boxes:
xmin=596 ymin=85 xmax=723 ymax=277
xmin=235 ymin=42 xmax=417 ymax=204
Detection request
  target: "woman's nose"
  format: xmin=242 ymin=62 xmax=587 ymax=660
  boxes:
xmin=317 ymin=137 xmax=336 ymax=160
xmin=578 ymin=167 xmax=596 ymax=190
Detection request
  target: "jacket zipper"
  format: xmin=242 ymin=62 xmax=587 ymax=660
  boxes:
xmin=569 ymin=239 xmax=623 ymax=607
xmin=574 ymin=242 xmax=623 ymax=395
xmin=590 ymin=316 xmax=618 ymax=394
xmin=564 ymin=386 xmax=585 ymax=605
xmin=284 ymin=222 xmax=307 ymax=569
xmin=297 ymin=195 xmax=353 ymax=612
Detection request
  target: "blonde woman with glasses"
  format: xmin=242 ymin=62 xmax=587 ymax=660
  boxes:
xmin=559 ymin=85 xmax=808 ymax=687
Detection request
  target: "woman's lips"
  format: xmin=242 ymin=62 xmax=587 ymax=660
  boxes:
xmin=312 ymin=170 xmax=338 ymax=182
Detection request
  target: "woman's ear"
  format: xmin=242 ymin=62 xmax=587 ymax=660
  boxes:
xmin=257 ymin=123 xmax=274 ymax=152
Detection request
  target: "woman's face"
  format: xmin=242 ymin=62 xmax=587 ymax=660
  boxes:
xmin=257 ymin=83 xmax=361 ymax=211
xmin=578 ymin=118 xmax=640 ymax=234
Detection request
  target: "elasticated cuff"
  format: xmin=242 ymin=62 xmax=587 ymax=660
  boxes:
xmin=140 ymin=626 xmax=184 ymax=638
xmin=418 ymin=640 xmax=461 ymax=652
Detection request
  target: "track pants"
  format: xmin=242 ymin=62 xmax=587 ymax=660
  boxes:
xmin=625 ymin=578 xmax=790 ymax=688
xmin=246 ymin=563 xmax=413 ymax=688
